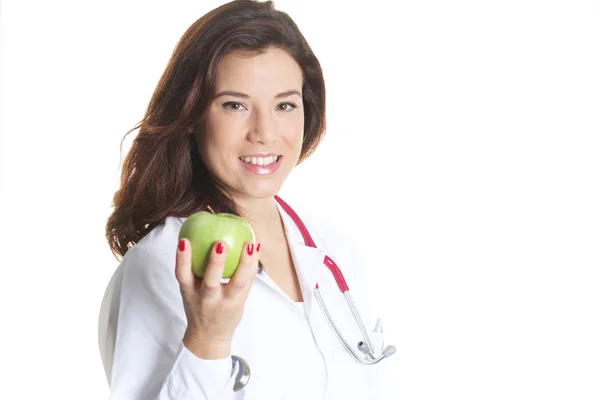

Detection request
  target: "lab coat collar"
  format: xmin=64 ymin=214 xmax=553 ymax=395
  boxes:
xmin=275 ymin=200 xmax=347 ymax=358
xmin=275 ymin=200 xmax=330 ymax=314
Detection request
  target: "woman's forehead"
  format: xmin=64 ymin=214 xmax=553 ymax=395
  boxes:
xmin=214 ymin=48 xmax=303 ymax=92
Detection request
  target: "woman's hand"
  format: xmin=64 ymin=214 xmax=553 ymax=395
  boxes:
xmin=175 ymin=239 xmax=260 ymax=359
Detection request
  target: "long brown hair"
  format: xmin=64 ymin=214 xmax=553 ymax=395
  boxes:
xmin=105 ymin=0 xmax=327 ymax=261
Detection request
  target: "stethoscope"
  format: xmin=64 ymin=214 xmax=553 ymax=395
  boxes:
xmin=230 ymin=195 xmax=396 ymax=392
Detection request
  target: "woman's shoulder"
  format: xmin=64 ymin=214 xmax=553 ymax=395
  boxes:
xmin=292 ymin=205 xmax=355 ymax=247
xmin=120 ymin=216 xmax=185 ymax=268
xmin=292 ymin=202 xmax=374 ymax=303
xmin=291 ymin=204 xmax=367 ymax=267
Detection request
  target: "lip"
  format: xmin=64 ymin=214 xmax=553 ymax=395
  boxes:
xmin=240 ymin=152 xmax=280 ymax=158
xmin=239 ymin=155 xmax=282 ymax=176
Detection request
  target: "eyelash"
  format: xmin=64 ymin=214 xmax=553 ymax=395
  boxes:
xmin=277 ymin=102 xmax=298 ymax=111
xmin=222 ymin=102 xmax=298 ymax=111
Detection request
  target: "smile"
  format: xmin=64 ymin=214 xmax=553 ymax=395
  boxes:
xmin=238 ymin=154 xmax=282 ymax=175
xmin=239 ymin=155 xmax=280 ymax=166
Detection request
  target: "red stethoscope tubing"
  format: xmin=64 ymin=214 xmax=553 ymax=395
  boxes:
xmin=274 ymin=195 xmax=349 ymax=292
xmin=273 ymin=195 xmax=396 ymax=366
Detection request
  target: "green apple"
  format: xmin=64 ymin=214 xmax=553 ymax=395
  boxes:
xmin=178 ymin=210 xmax=255 ymax=279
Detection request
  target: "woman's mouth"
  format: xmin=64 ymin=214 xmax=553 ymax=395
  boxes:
xmin=238 ymin=155 xmax=282 ymax=175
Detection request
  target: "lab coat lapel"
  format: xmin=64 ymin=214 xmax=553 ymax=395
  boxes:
xmin=277 ymin=201 xmax=342 ymax=356
xmin=288 ymin=243 xmax=325 ymax=312
xmin=277 ymin=202 xmax=329 ymax=312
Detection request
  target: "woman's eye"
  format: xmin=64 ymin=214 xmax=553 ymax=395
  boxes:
xmin=223 ymin=102 xmax=245 ymax=111
xmin=277 ymin=102 xmax=297 ymax=111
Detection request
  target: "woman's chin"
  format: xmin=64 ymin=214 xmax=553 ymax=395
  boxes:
xmin=238 ymin=180 xmax=285 ymax=200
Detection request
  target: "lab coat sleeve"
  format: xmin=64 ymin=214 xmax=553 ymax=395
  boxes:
xmin=108 ymin=244 xmax=239 ymax=400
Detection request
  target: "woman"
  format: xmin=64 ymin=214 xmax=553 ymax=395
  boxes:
xmin=98 ymin=1 xmax=392 ymax=398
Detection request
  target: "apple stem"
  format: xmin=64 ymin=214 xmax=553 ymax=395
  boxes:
xmin=206 ymin=205 xmax=216 ymax=214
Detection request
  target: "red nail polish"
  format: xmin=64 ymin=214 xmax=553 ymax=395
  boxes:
xmin=216 ymin=242 xmax=224 ymax=254
xmin=256 ymin=243 xmax=261 ymax=252
xmin=178 ymin=239 xmax=186 ymax=252
xmin=247 ymin=243 xmax=254 ymax=255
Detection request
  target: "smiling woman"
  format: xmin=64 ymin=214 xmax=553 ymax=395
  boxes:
xmin=198 ymin=48 xmax=305 ymax=201
xmin=104 ymin=4 xmax=325 ymax=260
xmin=98 ymin=1 xmax=390 ymax=399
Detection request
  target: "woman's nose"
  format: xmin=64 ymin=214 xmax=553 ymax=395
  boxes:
xmin=248 ymin=108 xmax=277 ymax=144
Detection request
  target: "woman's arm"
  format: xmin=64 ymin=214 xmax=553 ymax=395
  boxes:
xmin=103 ymin=244 xmax=239 ymax=400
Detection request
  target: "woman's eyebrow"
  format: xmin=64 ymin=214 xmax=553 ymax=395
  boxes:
xmin=214 ymin=90 xmax=302 ymax=99
xmin=275 ymin=90 xmax=302 ymax=99
xmin=214 ymin=90 xmax=249 ymax=99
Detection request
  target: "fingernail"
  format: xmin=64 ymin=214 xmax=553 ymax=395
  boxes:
xmin=256 ymin=243 xmax=261 ymax=252
xmin=247 ymin=243 xmax=254 ymax=255
xmin=216 ymin=242 xmax=224 ymax=254
xmin=178 ymin=239 xmax=186 ymax=252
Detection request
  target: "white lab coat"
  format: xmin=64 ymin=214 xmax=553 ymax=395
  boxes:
xmin=98 ymin=200 xmax=388 ymax=399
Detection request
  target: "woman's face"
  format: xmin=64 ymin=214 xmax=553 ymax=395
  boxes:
xmin=198 ymin=47 xmax=305 ymax=202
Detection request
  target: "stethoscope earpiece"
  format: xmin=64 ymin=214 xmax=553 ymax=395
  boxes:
xmin=357 ymin=341 xmax=370 ymax=355
xmin=357 ymin=341 xmax=396 ymax=360
xmin=382 ymin=345 xmax=397 ymax=358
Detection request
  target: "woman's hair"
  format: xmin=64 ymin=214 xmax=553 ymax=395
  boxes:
xmin=105 ymin=0 xmax=327 ymax=261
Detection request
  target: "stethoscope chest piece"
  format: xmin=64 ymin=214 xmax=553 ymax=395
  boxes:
xmin=231 ymin=355 xmax=251 ymax=392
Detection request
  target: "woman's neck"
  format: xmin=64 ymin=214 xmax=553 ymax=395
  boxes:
xmin=236 ymin=196 xmax=282 ymax=241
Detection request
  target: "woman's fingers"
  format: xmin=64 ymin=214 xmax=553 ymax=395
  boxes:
xmin=176 ymin=238 xmax=258 ymax=299
xmin=175 ymin=238 xmax=194 ymax=288
xmin=227 ymin=241 xmax=259 ymax=294
xmin=201 ymin=241 xmax=227 ymax=291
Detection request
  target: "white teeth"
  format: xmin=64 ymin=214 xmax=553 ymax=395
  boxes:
xmin=240 ymin=156 xmax=279 ymax=166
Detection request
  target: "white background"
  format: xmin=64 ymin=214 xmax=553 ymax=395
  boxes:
xmin=1 ymin=0 xmax=599 ymax=399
